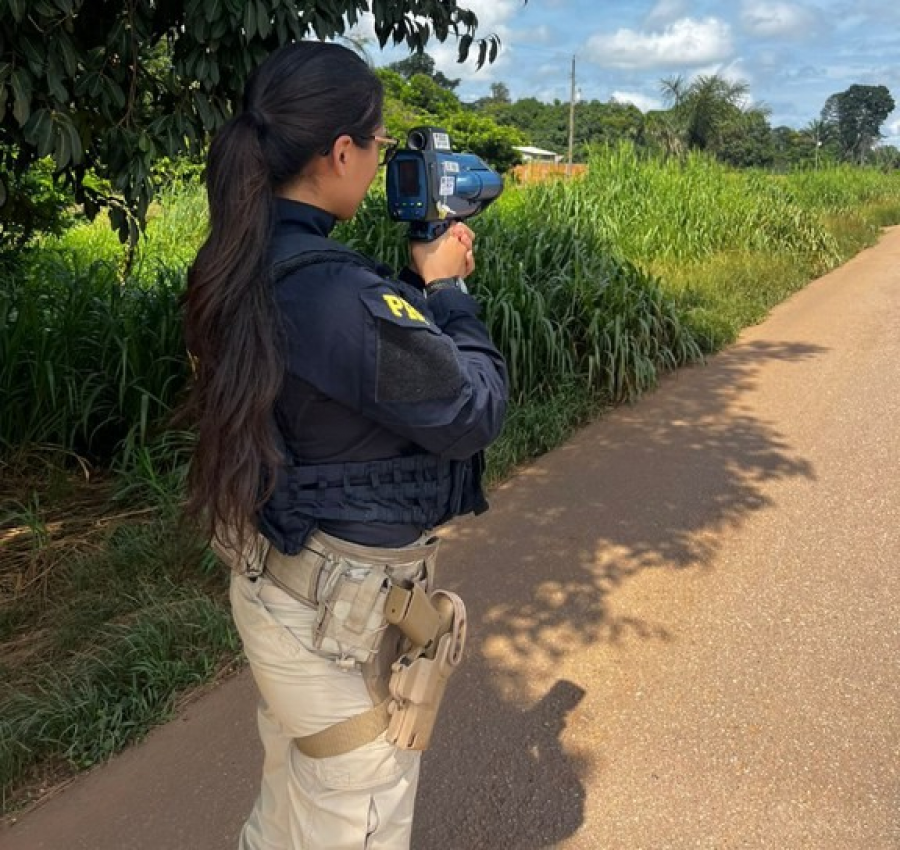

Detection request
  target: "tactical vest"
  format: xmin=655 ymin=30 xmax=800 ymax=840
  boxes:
xmin=258 ymin=234 xmax=488 ymax=556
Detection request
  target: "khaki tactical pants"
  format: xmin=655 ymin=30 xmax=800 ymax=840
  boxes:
xmin=230 ymin=572 xmax=421 ymax=850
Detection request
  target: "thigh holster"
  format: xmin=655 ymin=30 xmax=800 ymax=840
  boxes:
xmin=246 ymin=531 xmax=466 ymax=758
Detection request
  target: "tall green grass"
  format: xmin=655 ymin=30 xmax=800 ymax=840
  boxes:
xmin=0 ymin=256 xmax=188 ymax=464
xmin=530 ymin=146 xmax=841 ymax=267
xmin=537 ymin=145 xmax=900 ymax=349
xmin=1 ymin=581 xmax=236 ymax=806
xmin=474 ymin=191 xmax=701 ymax=403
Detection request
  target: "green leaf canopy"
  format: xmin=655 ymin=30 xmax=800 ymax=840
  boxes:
xmin=0 ymin=0 xmax=501 ymax=241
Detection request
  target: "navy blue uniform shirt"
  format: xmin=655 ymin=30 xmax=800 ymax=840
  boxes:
xmin=258 ymin=198 xmax=508 ymax=549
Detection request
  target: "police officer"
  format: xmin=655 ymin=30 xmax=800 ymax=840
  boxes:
xmin=182 ymin=42 xmax=508 ymax=850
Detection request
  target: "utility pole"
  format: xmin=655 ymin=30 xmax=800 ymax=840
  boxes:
xmin=567 ymin=54 xmax=576 ymax=176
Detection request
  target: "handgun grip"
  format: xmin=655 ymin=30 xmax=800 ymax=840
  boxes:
xmin=385 ymin=590 xmax=466 ymax=750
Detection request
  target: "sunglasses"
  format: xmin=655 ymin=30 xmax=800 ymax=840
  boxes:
xmin=369 ymin=134 xmax=399 ymax=165
xmin=321 ymin=133 xmax=400 ymax=165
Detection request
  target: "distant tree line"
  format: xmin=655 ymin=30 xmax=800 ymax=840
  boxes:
xmin=458 ymin=69 xmax=897 ymax=172
xmin=384 ymin=55 xmax=897 ymax=172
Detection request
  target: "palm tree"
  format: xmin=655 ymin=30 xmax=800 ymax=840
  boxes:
xmin=660 ymin=74 xmax=769 ymax=153
xmin=643 ymin=110 xmax=686 ymax=158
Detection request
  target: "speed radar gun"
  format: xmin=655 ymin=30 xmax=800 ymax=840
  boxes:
xmin=386 ymin=126 xmax=504 ymax=242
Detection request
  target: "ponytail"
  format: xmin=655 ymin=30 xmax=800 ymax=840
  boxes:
xmin=181 ymin=42 xmax=383 ymax=547
xmin=183 ymin=115 xmax=282 ymax=544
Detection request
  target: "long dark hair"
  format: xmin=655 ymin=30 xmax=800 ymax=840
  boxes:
xmin=182 ymin=42 xmax=383 ymax=546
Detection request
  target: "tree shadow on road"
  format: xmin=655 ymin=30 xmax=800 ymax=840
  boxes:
xmin=413 ymin=341 xmax=825 ymax=849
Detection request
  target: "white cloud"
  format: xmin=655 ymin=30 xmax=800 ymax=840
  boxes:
xmin=512 ymin=24 xmax=554 ymax=45
xmin=645 ymin=0 xmax=690 ymax=28
xmin=611 ymin=91 xmax=663 ymax=112
xmin=586 ymin=17 xmax=734 ymax=70
xmin=740 ymin=1 xmax=818 ymax=38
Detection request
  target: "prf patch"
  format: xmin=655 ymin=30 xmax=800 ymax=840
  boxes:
xmin=361 ymin=288 xmax=432 ymax=329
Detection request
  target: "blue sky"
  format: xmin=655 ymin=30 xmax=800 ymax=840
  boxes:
xmin=350 ymin=0 xmax=900 ymax=147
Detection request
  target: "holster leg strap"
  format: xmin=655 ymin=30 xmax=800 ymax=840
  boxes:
xmin=293 ymin=700 xmax=391 ymax=759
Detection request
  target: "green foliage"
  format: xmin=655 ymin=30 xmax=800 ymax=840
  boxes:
xmin=872 ymin=145 xmax=900 ymax=171
xmin=477 ymin=96 xmax=573 ymax=159
xmin=659 ymin=74 xmax=774 ymax=166
xmin=821 ymin=84 xmax=896 ymax=164
xmin=473 ymin=187 xmax=702 ymax=403
xmin=386 ymin=51 xmax=460 ymax=90
xmin=0 ymin=0 xmax=497 ymax=242
xmin=403 ymin=72 xmax=462 ymax=116
xmin=441 ymin=111 xmax=524 ymax=172
xmin=0 ymin=154 xmax=75 ymax=249
xmin=1 ymin=578 xmax=235 ymax=800
xmin=376 ymin=67 xmax=524 ymax=171
xmin=715 ymin=111 xmax=776 ymax=169
xmin=570 ymin=144 xmax=838 ymax=268
xmin=0 ymin=249 xmax=189 ymax=464
xmin=476 ymin=71 xmax=900 ymax=171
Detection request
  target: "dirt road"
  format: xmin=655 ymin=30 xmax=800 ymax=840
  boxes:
xmin=3 ymin=228 xmax=899 ymax=850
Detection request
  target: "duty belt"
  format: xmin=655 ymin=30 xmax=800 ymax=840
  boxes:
xmin=263 ymin=529 xmax=439 ymax=608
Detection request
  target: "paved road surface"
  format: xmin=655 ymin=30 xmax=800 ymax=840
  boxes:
xmin=3 ymin=228 xmax=899 ymax=850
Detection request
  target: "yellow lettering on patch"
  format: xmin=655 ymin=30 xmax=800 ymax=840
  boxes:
xmin=382 ymin=294 xmax=428 ymax=324
xmin=383 ymin=294 xmax=406 ymax=317
xmin=404 ymin=303 xmax=427 ymax=323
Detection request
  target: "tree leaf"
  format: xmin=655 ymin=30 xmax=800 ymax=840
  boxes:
xmin=10 ymin=69 xmax=33 ymax=127
xmin=46 ymin=59 xmax=68 ymax=103
xmin=34 ymin=0 xmax=58 ymax=17
xmin=256 ymin=1 xmax=271 ymax=39
xmin=243 ymin=1 xmax=257 ymax=39
xmin=476 ymin=40 xmax=487 ymax=71
xmin=21 ymin=36 xmax=47 ymax=77
xmin=458 ymin=34 xmax=473 ymax=63
xmin=23 ymin=107 xmax=53 ymax=156
xmin=58 ymin=33 xmax=80 ymax=77
xmin=66 ymin=116 xmax=83 ymax=165
xmin=194 ymin=91 xmax=213 ymax=129
xmin=53 ymin=120 xmax=72 ymax=169
xmin=104 ymin=77 xmax=127 ymax=110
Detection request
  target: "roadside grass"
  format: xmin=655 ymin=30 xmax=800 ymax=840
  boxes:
xmin=3 ymin=151 xmax=900 ymax=812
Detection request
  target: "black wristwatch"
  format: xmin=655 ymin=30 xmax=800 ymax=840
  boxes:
xmin=424 ymin=276 xmax=468 ymax=297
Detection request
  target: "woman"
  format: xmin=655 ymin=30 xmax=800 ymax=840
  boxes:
xmin=183 ymin=42 xmax=508 ymax=850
